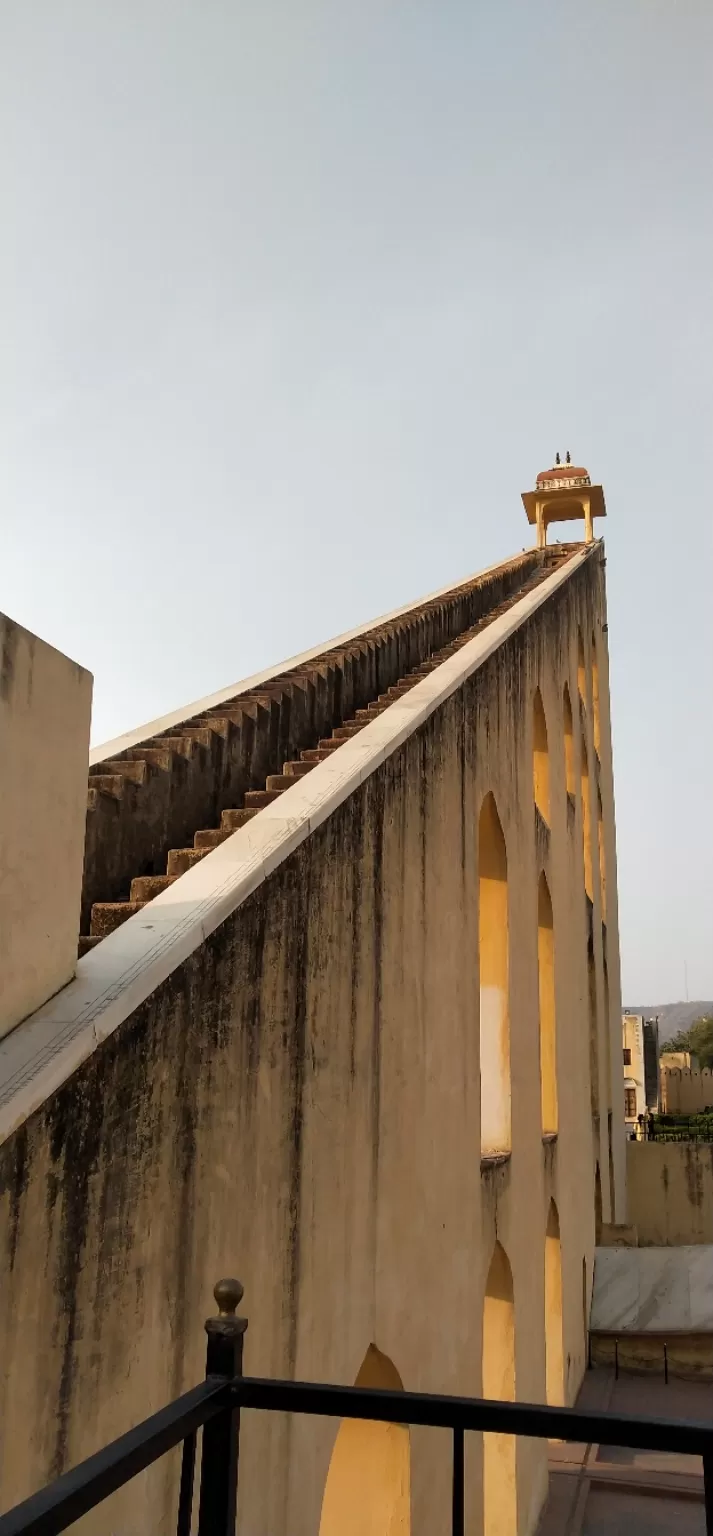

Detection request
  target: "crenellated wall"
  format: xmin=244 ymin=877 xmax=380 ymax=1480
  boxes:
xmin=0 ymin=546 xmax=623 ymax=1536
xmin=660 ymin=1068 xmax=713 ymax=1114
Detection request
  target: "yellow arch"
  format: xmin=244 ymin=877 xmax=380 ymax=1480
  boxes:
xmin=319 ymin=1346 xmax=410 ymax=1536
xmin=563 ymin=684 xmax=575 ymax=797
xmin=538 ymin=874 xmax=558 ymax=1135
xmin=533 ymin=689 xmax=550 ymax=823
xmin=545 ymin=1201 xmax=564 ymax=1406
xmin=483 ymin=1241 xmax=516 ymax=1536
xmin=479 ymin=793 xmax=510 ymax=1156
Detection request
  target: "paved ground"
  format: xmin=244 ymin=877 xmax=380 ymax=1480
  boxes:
xmin=535 ymin=1368 xmax=712 ymax=1536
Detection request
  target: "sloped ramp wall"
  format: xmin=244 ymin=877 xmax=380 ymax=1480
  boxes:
xmin=0 ymin=550 xmax=617 ymax=1536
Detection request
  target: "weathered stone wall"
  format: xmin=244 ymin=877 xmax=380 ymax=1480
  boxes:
xmin=0 ymin=551 xmax=621 ymax=1536
xmin=0 ymin=614 xmax=92 ymax=1040
xmin=627 ymin=1142 xmax=713 ymax=1245
xmin=660 ymin=1068 xmax=713 ymax=1115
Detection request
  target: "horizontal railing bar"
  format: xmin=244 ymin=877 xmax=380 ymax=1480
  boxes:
xmin=235 ymin=1377 xmax=713 ymax=1457
xmin=0 ymin=1379 xmax=232 ymax=1536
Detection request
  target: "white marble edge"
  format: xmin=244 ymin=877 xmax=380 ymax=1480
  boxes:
xmin=592 ymin=1245 xmax=713 ymax=1334
xmin=89 ymin=550 xmax=535 ymax=765
xmin=0 ymin=545 xmax=591 ymax=1145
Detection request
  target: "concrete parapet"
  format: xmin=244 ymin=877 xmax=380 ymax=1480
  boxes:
xmin=0 ymin=614 xmax=92 ymax=1040
xmin=627 ymin=1140 xmax=713 ymax=1245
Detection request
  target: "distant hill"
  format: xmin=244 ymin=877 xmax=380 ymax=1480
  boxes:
xmin=623 ymin=1002 xmax=713 ymax=1039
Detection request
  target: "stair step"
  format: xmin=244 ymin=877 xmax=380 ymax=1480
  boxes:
xmin=330 ymin=725 xmax=363 ymax=741
xmin=265 ymin=774 xmax=300 ymax=792
xmin=89 ymin=902 xmax=146 ymax=938
xmin=89 ymin=760 xmax=148 ymax=786
xmin=130 ymin=874 xmax=177 ymax=902
xmin=301 ymin=748 xmax=336 ymax=763
xmin=126 ymin=747 xmax=174 ymax=772
xmin=221 ymin=808 xmax=259 ymax=831
xmin=157 ymin=728 xmax=214 ymax=751
xmin=194 ymin=827 xmax=233 ymax=850
xmin=86 ymin=774 xmax=128 ymax=800
xmin=78 ymin=935 xmax=102 ymax=957
xmin=282 ymin=761 xmax=315 ymax=778
xmin=166 ymin=847 xmax=209 ymax=877
xmin=244 ymin=789 xmax=284 ymax=808
xmin=149 ymin=735 xmax=200 ymax=759
xmin=317 ymin=740 xmax=340 ymax=752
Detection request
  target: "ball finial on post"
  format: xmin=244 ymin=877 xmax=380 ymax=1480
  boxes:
xmin=213 ymin=1278 xmax=244 ymax=1318
xmin=205 ymin=1278 xmax=248 ymax=1364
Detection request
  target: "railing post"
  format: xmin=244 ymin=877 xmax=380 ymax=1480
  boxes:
xmin=197 ymin=1279 xmax=247 ymax=1536
xmin=452 ymin=1426 xmax=464 ymax=1536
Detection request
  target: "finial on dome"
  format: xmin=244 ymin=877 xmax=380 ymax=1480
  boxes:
xmin=566 ymin=450 xmax=571 ymax=464
xmin=555 ymin=451 xmax=561 ymax=465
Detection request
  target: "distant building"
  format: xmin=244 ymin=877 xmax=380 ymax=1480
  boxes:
xmin=660 ymin=1050 xmax=699 ymax=1071
xmin=622 ymin=1013 xmax=659 ymax=1127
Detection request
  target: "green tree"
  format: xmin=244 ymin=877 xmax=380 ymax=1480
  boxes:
xmin=660 ymin=1016 xmax=713 ymax=1070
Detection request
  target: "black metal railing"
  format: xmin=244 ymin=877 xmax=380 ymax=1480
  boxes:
xmin=1 ymin=1278 xmax=712 ymax=1536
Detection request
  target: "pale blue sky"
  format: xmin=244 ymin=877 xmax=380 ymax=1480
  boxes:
xmin=2 ymin=1 xmax=711 ymax=1001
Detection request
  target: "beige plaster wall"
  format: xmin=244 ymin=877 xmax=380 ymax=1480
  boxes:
xmin=627 ymin=1142 xmax=713 ymax=1245
xmin=0 ymin=553 xmax=621 ymax=1536
xmin=660 ymin=1068 xmax=713 ymax=1114
xmin=0 ymin=615 xmax=92 ymax=1040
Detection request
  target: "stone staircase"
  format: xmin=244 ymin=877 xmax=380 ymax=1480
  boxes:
xmin=79 ymin=549 xmax=569 ymax=953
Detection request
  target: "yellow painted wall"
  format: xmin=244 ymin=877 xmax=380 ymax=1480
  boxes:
xmin=0 ymin=614 xmax=92 ymax=1040
xmin=627 ymin=1142 xmax=713 ymax=1245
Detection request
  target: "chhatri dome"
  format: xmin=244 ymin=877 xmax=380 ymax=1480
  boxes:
xmin=521 ymin=453 xmax=605 ymax=548
xmin=535 ymin=452 xmax=592 ymax=493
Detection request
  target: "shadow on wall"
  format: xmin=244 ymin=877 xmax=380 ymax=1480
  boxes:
xmin=319 ymin=1346 xmax=410 ymax=1536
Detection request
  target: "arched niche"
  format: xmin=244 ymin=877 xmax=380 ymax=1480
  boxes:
xmin=545 ymin=1201 xmax=564 ymax=1406
xmin=319 ymin=1345 xmax=410 ymax=1536
xmin=483 ymin=1241 xmax=516 ymax=1536
xmin=581 ymin=737 xmax=593 ymax=900
xmin=479 ymin=792 xmax=511 ymax=1156
xmin=597 ymin=786 xmax=606 ymax=919
xmin=533 ymin=688 xmax=550 ymax=823
xmin=588 ymin=936 xmax=599 ymax=1117
xmin=591 ymin=634 xmax=601 ymax=754
xmin=577 ymin=631 xmax=587 ymax=706
xmin=538 ymin=874 xmax=558 ymax=1136
xmin=563 ymin=685 xmax=575 ymax=798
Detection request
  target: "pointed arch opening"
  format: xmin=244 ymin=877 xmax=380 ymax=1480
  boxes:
xmin=538 ymin=874 xmax=558 ymax=1135
xmin=581 ymin=737 xmax=593 ymax=900
xmin=577 ymin=632 xmax=587 ymax=707
xmin=319 ymin=1346 xmax=410 ymax=1536
xmin=479 ymin=793 xmax=511 ymax=1157
xmin=563 ymin=685 xmax=575 ymax=798
xmin=588 ymin=936 xmax=599 ymax=1117
xmin=483 ymin=1242 xmax=516 ymax=1536
xmin=597 ymin=786 xmax=606 ymax=919
xmin=591 ymin=635 xmax=601 ymax=754
xmin=533 ymin=689 xmax=550 ymax=823
xmin=594 ymin=1164 xmax=603 ymax=1242
xmin=545 ymin=1202 xmax=564 ymax=1406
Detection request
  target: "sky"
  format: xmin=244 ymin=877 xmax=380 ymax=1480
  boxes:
xmin=2 ymin=0 xmax=711 ymax=1003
